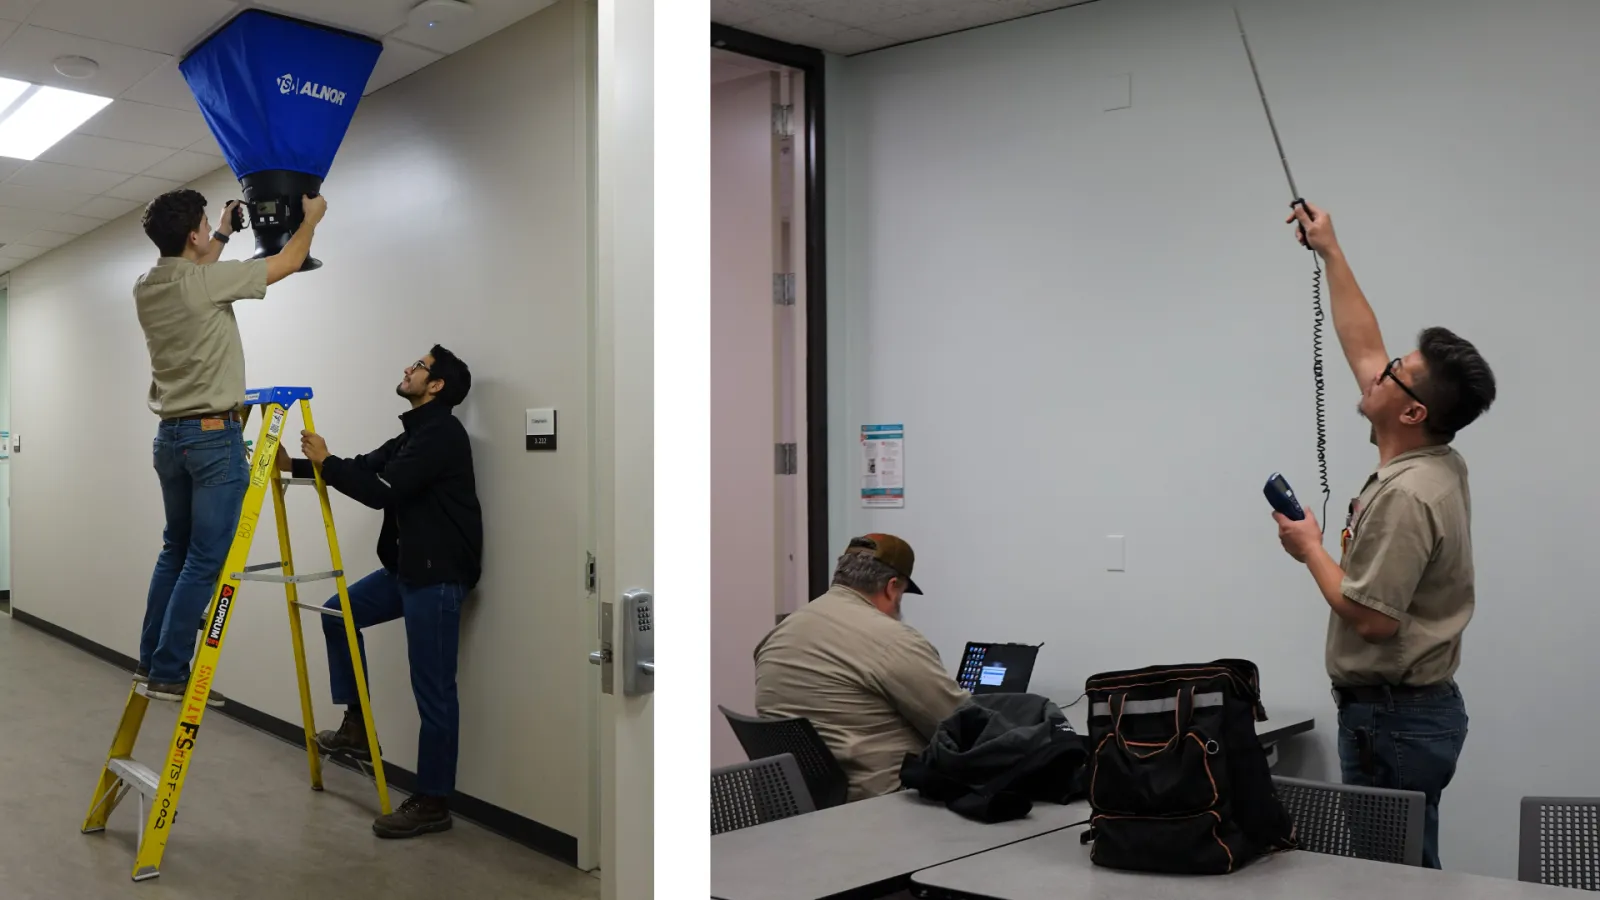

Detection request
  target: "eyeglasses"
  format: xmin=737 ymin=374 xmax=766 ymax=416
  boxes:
xmin=1381 ymin=357 xmax=1427 ymax=408
xmin=409 ymin=359 xmax=431 ymax=374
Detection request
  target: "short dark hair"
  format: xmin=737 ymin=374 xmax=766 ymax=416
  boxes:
xmin=1415 ymin=326 xmax=1496 ymax=442
xmin=427 ymin=344 xmax=472 ymax=407
xmin=141 ymin=189 xmax=207 ymax=257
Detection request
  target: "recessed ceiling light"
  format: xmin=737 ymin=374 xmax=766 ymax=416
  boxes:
xmin=0 ymin=83 xmax=112 ymax=160
xmin=52 ymin=55 xmax=99 ymax=79
xmin=408 ymin=0 xmax=473 ymax=29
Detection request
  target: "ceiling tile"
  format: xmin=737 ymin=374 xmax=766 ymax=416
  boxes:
xmin=250 ymin=0 xmax=408 ymax=37
xmin=0 ymin=1 xmax=40 ymax=22
xmin=737 ymin=10 xmax=850 ymax=48
xmin=0 ymin=203 xmax=59 ymax=230
xmin=142 ymin=148 xmax=224 ymax=183
xmin=78 ymin=99 xmax=212 ymax=149
xmin=390 ymin=0 xmax=559 ymax=55
xmin=36 ymin=211 xmax=101 ymax=234
xmin=0 ymin=182 xmax=95 ymax=212
xmin=187 ymin=132 xmax=224 ymax=157
xmin=37 ymin=133 xmax=176 ymax=174
xmin=7 ymin=160 xmax=127 ymax=193
xmin=0 ymin=243 xmax=46 ymax=261
xmin=16 ymin=227 xmax=74 ymax=249
xmin=711 ymin=0 xmax=775 ymax=26
xmin=121 ymin=58 xmax=200 ymax=114
xmin=0 ymin=25 xmax=168 ymax=96
xmin=106 ymin=173 xmax=182 ymax=202
xmin=773 ymin=0 xmax=922 ymax=29
xmin=818 ymin=28 xmax=895 ymax=55
xmin=28 ymin=0 xmax=237 ymax=56
xmin=365 ymin=38 xmax=444 ymax=94
xmin=0 ymin=18 xmax=20 ymax=45
xmin=0 ymin=157 xmax=26 ymax=180
xmin=74 ymin=195 xmax=140 ymax=219
xmin=871 ymin=5 xmax=1016 ymax=42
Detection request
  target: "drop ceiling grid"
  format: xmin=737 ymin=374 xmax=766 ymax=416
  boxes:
xmin=0 ymin=0 xmax=557 ymax=271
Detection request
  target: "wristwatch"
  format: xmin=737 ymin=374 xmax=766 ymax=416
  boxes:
xmin=211 ymin=230 xmax=229 ymax=243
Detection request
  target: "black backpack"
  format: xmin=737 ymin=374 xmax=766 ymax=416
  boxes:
xmin=899 ymin=693 xmax=1088 ymax=823
xmin=1079 ymin=660 xmax=1297 ymax=873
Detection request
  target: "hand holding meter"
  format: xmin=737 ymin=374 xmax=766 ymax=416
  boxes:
xmin=1264 ymin=473 xmax=1305 ymax=521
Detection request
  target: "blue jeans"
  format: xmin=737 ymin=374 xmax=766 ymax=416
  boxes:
xmin=1336 ymin=682 xmax=1469 ymax=869
xmin=141 ymin=420 xmax=247 ymax=683
xmin=323 ymin=569 xmax=466 ymax=798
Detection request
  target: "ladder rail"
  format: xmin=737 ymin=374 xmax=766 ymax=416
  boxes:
xmin=271 ymin=462 xmax=326 ymax=793
xmin=83 ymin=390 xmax=395 ymax=881
xmin=301 ymin=398 xmax=392 ymax=814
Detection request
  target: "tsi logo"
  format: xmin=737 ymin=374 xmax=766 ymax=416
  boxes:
xmin=275 ymin=72 xmax=348 ymax=106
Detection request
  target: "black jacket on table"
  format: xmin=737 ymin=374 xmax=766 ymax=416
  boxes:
xmin=292 ymin=400 xmax=483 ymax=588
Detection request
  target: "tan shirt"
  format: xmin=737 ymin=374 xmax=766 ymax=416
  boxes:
xmin=1328 ymin=445 xmax=1474 ymax=687
xmin=753 ymin=585 xmax=971 ymax=801
xmin=134 ymin=257 xmax=269 ymax=418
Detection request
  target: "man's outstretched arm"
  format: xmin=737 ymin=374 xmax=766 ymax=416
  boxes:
xmin=1290 ymin=202 xmax=1389 ymax=390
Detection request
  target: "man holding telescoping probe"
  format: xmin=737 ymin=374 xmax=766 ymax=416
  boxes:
xmin=1270 ymin=202 xmax=1496 ymax=869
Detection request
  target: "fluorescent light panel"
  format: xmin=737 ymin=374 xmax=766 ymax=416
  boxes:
xmin=0 ymin=80 xmax=112 ymax=161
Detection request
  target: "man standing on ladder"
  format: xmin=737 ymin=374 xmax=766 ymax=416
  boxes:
xmin=134 ymin=189 xmax=327 ymax=702
xmin=277 ymin=346 xmax=482 ymax=839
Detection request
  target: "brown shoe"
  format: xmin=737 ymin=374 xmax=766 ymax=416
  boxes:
xmin=373 ymin=794 xmax=452 ymax=839
xmin=315 ymin=709 xmax=372 ymax=761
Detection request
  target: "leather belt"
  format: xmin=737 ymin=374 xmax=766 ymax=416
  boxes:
xmin=162 ymin=409 xmax=240 ymax=423
xmin=1332 ymin=682 xmax=1453 ymax=707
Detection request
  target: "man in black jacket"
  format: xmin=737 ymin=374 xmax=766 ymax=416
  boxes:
xmin=277 ymin=345 xmax=482 ymax=839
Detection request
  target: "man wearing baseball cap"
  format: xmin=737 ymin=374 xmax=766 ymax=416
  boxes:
xmin=754 ymin=534 xmax=970 ymax=801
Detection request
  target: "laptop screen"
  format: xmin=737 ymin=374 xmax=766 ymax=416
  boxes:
xmin=955 ymin=642 xmax=1040 ymax=694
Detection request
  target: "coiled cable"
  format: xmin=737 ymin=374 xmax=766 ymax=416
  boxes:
xmin=1311 ymin=257 xmax=1330 ymax=535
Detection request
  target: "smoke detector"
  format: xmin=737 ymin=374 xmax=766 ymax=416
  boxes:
xmin=52 ymin=55 xmax=99 ymax=79
xmin=407 ymin=0 xmax=473 ymax=29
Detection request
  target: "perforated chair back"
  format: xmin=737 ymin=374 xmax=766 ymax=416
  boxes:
xmin=1272 ymin=775 xmax=1425 ymax=866
xmin=1519 ymin=796 xmax=1600 ymax=888
xmin=711 ymin=753 xmax=815 ymax=835
xmin=718 ymin=706 xmax=850 ymax=809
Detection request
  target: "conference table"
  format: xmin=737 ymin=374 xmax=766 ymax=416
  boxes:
xmin=711 ymin=708 xmax=1318 ymax=900
xmin=910 ymin=826 xmax=1577 ymax=899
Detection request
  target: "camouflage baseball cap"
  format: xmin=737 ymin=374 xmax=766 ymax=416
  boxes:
xmin=845 ymin=533 xmax=922 ymax=594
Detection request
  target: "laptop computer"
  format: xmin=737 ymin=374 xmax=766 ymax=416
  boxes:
xmin=954 ymin=642 xmax=1041 ymax=694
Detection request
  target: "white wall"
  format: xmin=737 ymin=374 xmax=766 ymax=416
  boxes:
xmin=828 ymin=0 xmax=1597 ymax=878
xmin=9 ymin=0 xmax=594 ymax=845
xmin=0 ymin=286 xmax=9 ymax=595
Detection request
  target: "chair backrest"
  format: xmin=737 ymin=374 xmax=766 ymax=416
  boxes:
xmin=1272 ymin=775 xmax=1425 ymax=866
xmin=1519 ymin=796 xmax=1600 ymax=888
xmin=711 ymin=753 xmax=815 ymax=835
xmin=718 ymin=706 xmax=850 ymax=809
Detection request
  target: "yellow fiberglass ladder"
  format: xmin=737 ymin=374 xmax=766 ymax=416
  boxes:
xmin=81 ymin=386 xmax=391 ymax=882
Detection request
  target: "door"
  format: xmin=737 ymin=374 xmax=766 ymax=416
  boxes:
xmin=710 ymin=65 xmax=779 ymax=766
xmin=595 ymin=0 xmax=653 ymax=897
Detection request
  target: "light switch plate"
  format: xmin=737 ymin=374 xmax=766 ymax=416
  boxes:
xmin=1106 ymin=534 xmax=1126 ymax=572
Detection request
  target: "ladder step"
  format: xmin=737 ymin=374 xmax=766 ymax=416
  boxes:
xmin=292 ymin=601 xmax=345 ymax=618
xmin=241 ymin=561 xmax=284 ymax=573
xmin=107 ymin=757 xmax=159 ymax=798
xmin=285 ymin=477 xmax=318 ymax=486
xmin=234 ymin=569 xmax=342 ymax=584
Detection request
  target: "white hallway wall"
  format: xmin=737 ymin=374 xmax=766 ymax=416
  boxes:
xmin=828 ymin=0 xmax=1597 ymax=879
xmin=9 ymin=0 xmax=594 ymax=845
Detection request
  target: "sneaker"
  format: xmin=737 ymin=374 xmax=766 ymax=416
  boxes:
xmin=143 ymin=680 xmax=228 ymax=708
xmin=372 ymin=795 xmax=452 ymax=839
xmin=315 ymin=709 xmax=373 ymax=761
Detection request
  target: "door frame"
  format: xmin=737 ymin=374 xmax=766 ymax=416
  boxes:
xmin=709 ymin=24 xmax=830 ymax=599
